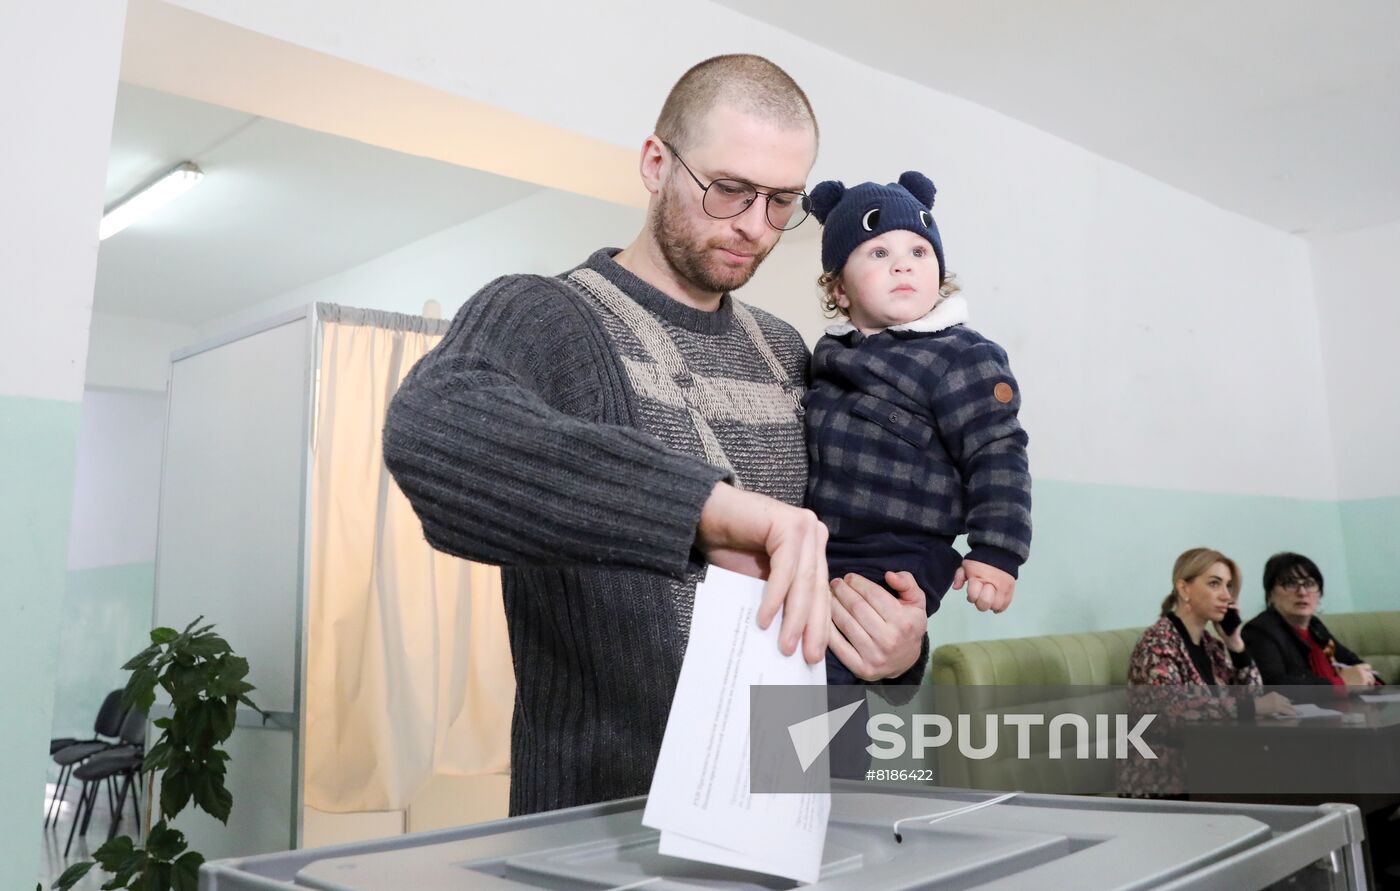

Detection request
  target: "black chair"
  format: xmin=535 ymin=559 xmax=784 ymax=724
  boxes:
xmin=64 ymin=707 xmax=146 ymax=856
xmin=46 ymin=689 xmax=127 ymax=828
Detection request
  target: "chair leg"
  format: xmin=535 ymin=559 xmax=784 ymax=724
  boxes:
xmin=45 ymin=763 xmax=72 ymax=829
xmin=43 ymin=765 xmax=61 ymax=828
xmin=80 ymin=780 xmax=100 ymax=838
xmin=109 ymin=771 xmax=135 ymax=842
xmin=64 ymin=781 xmax=91 ymax=856
xmin=131 ymin=776 xmax=142 ymax=836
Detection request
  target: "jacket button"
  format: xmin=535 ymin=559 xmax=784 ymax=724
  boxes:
xmin=888 ymin=411 xmax=901 ymax=423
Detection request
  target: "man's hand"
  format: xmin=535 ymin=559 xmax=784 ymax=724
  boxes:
xmin=827 ymin=571 xmax=927 ymax=681
xmin=696 ymin=483 xmax=830 ymax=664
xmin=953 ymin=559 xmax=1015 ymax=613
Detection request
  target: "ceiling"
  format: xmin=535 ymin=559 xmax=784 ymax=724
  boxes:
xmin=717 ymin=0 xmax=1400 ymax=236
xmin=96 ymin=83 xmax=540 ymax=324
xmin=99 ymin=4 xmax=1398 ymax=327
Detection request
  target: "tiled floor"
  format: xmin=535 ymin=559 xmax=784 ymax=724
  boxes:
xmin=39 ymin=780 xmax=143 ymax=891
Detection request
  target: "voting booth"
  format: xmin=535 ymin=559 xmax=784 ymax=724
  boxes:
xmin=152 ymin=305 xmax=513 ymax=859
xmin=203 ymin=786 xmax=1367 ymax=889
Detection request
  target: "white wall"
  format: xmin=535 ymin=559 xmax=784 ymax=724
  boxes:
xmin=0 ymin=7 xmax=124 ymax=403
xmin=67 ymin=390 xmax=167 ymax=570
xmin=172 ymin=0 xmax=1331 ymax=502
xmin=1 ymin=0 xmax=127 ymax=881
xmin=54 ymin=390 xmax=165 ymax=742
xmin=1309 ymin=219 xmax=1400 ymax=500
xmin=87 ymin=311 xmax=199 ymax=392
xmin=199 ymin=190 xmax=645 ymax=336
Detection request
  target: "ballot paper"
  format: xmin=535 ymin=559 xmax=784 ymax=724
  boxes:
xmin=1273 ymin=702 xmax=1344 ymax=719
xmin=643 ymin=565 xmax=830 ymax=884
xmin=1360 ymin=692 xmax=1400 ymax=704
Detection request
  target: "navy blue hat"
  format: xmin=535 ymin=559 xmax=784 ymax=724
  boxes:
xmin=809 ymin=171 xmax=944 ymax=278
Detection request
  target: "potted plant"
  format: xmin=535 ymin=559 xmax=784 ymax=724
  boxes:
xmin=52 ymin=617 xmax=261 ymax=891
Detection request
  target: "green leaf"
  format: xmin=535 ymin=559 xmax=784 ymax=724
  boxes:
xmin=143 ymin=739 xmax=172 ymax=774
xmin=161 ymin=765 xmax=193 ymax=818
xmin=145 ymin=820 xmax=188 ymax=861
xmin=51 ymin=861 xmax=96 ymax=891
xmin=141 ymin=861 xmax=173 ymax=891
xmin=123 ymin=665 xmax=160 ymax=714
xmin=184 ymin=700 xmax=214 ymax=749
xmin=223 ymin=680 xmax=255 ymax=698
xmin=193 ymin=770 xmax=234 ymax=823
xmin=122 ymin=643 xmax=162 ymax=671
xmin=185 ymin=635 xmax=232 ymax=659
xmin=222 ymin=654 xmax=250 ymax=680
xmin=171 ymin=851 xmax=205 ymax=891
xmin=209 ymin=701 xmax=234 ymax=742
xmin=164 ymin=662 xmax=204 ymax=704
xmin=151 ymin=627 xmax=179 ymax=645
xmin=92 ymin=834 xmax=136 ymax=868
xmin=93 ymin=833 xmax=146 ymax=887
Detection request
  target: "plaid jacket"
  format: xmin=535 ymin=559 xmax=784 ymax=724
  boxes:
xmin=804 ymin=296 xmax=1032 ymax=575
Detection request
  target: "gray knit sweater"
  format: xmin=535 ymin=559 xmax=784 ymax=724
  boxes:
xmin=383 ymin=249 xmax=814 ymax=815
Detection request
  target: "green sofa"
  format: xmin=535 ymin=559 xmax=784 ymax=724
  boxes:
xmin=924 ymin=611 xmax=1400 ymax=793
xmin=1317 ymin=611 xmax=1400 ymax=683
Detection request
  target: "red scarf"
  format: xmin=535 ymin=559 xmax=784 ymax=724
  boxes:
xmin=1290 ymin=624 xmax=1344 ymax=687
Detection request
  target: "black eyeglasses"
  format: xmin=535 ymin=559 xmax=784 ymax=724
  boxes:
xmin=1279 ymin=578 xmax=1321 ymax=594
xmin=662 ymin=140 xmax=810 ymax=231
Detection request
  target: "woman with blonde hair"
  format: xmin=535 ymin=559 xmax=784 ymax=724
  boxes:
xmin=1119 ymin=547 xmax=1293 ymax=797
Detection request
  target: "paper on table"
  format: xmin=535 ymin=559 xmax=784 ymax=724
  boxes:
xmin=1273 ymin=702 xmax=1344 ymax=719
xmin=642 ymin=565 xmax=830 ymax=884
xmin=1359 ymin=692 xmax=1400 ymax=704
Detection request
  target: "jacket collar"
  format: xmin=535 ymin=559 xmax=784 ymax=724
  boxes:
xmin=825 ymin=294 xmax=968 ymax=337
xmin=1260 ymin=605 xmax=1332 ymax=650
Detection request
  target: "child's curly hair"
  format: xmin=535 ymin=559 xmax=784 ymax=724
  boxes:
xmin=816 ymin=270 xmax=962 ymax=318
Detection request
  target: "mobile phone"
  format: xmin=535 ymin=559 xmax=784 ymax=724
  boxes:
xmin=1220 ymin=606 xmax=1242 ymax=635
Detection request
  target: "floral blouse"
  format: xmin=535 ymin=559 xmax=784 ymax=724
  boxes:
xmin=1119 ymin=615 xmax=1263 ymax=796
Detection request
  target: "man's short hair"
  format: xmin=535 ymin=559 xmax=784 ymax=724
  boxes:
xmin=655 ymin=54 xmax=818 ymax=152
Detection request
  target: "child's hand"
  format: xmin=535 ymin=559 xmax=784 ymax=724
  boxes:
xmin=952 ymin=560 xmax=1016 ymax=613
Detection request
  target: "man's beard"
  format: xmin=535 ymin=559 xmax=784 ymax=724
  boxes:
xmin=652 ymin=180 xmax=771 ymax=295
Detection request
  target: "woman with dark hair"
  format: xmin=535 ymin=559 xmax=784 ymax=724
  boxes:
xmin=1241 ymin=552 xmax=1381 ymax=688
xmin=1119 ymin=548 xmax=1293 ymax=797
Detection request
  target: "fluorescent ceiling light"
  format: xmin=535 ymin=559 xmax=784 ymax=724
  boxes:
xmin=99 ymin=161 xmax=204 ymax=241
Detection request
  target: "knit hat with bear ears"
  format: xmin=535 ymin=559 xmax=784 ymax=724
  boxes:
xmin=809 ymin=171 xmax=944 ymax=279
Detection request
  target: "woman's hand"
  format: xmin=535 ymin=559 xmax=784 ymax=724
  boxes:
xmin=1339 ymin=663 xmax=1379 ymax=686
xmin=1254 ymin=691 xmax=1296 ymax=717
xmin=1211 ymin=618 xmax=1246 ymax=653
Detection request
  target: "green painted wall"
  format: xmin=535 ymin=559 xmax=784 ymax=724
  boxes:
xmin=929 ymin=479 xmax=1358 ymax=649
xmin=0 ymin=395 xmax=80 ymax=869
xmin=1338 ymin=496 xmax=1400 ymax=613
xmin=50 ymin=562 xmax=155 ymax=741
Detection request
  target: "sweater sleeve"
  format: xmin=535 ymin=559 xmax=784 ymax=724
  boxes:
xmin=382 ymin=274 xmax=729 ymax=577
xmin=927 ymin=339 xmax=1032 ymax=575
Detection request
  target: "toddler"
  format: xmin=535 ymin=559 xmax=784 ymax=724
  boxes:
xmin=804 ymin=172 xmax=1032 ymax=685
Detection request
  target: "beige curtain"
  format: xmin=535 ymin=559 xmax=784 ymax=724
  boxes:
xmin=306 ymin=304 xmax=514 ymax=813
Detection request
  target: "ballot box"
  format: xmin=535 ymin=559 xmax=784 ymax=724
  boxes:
xmin=202 ymin=785 xmax=1368 ymax=890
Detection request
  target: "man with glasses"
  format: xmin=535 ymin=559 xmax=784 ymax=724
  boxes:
xmin=1242 ymin=552 xmax=1380 ymax=689
xmin=384 ymin=54 xmax=930 ymax=816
